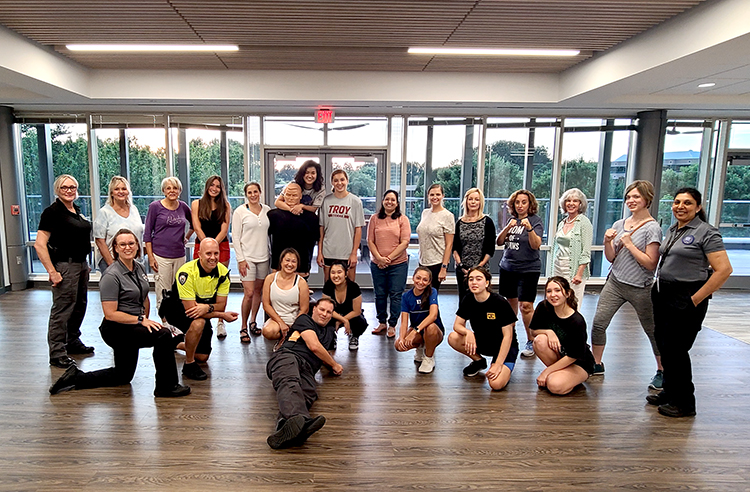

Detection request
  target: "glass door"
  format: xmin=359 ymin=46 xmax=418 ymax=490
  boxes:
xmin=265 ymin=150 xmax=386 ymax=288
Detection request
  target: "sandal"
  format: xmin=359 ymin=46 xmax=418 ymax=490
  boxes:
xmin=240 ymin=328 xmax=251 ymax=344
xmin=249 ymin=321 xmax=262 ymax=336
xmin=372 ymin=323 xmax=387 ymax=335
xmin=386 ymin=326 xmax=396 ymax=338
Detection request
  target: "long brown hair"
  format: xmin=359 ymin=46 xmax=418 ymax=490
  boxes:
xmin=413 ymin=266 xmax=434 ymax=308
xmin=545 ymin=276 xmax=578 ymax=311
xmin=198 ymin=175 xmax=230 ymax=222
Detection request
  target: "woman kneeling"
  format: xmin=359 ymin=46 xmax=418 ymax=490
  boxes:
xmin=448 ymin=267 xmax=518 ymax=391
xmin=395 ymin=266 xmax=444 ymax=374
xmin=530 ymin=276 xmax=595 ymax=395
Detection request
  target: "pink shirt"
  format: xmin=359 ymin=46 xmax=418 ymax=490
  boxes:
xmin=367 ymin=214 xmax=411 ymax=265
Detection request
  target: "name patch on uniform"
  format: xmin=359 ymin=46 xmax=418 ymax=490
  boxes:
xmin=487 ymin=312 xmax=496 ymax=320
xmin=288 ymin=331 xmax=301 ymax=342
xmin=682 ymin=235 xmax=695 ymax=245
xmin=178 ymin=272 xmax=189 ymax=285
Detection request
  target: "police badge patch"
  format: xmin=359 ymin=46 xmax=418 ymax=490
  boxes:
xmin=178 ymin=272 xmax=189 ymax=285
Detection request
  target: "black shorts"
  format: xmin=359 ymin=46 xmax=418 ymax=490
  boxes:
xmin=478 ymin=339 xmax=519 ymax=365
xmin=498 ymin=268 xmax=540 ymax=302
xmin=165 ymin=309 xmax=213 ymax=356
xmin=323 ymin=257 xmax=351 ymax=268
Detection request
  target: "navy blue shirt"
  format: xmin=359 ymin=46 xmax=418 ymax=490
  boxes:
xmin=499 ymin=214 xmax=543 ymax=273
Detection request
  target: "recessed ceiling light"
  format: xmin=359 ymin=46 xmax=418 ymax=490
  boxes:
xmin=408 ymin=47 xmax=580 ymax=57
xmin=697 ymin=82 xmax=716 ymax=88
xmin=66 ymin=44 xmax=239 ymax=52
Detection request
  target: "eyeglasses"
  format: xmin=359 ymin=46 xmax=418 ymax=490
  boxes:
xmin=117 ymin=242 xmax=137 ymax=249
xmin=60 ymin=185 xmax=78 ymax=192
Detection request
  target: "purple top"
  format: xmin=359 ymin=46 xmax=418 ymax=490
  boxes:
xmin=144 ymin=200 xmax=192 ymax=258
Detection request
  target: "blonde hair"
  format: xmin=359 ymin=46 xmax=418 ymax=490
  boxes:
xmin=461 ymin=188 xmax=486 ymax=219
xmin=107 ymin=176 xmax=132 ymax=207
xmin=53 ymin=174 xmax=79 ymax=199
xmin=624 ymin=180 xmax=655 ymax=208
xmin=161 ymin=176 xmax=183 ymax=194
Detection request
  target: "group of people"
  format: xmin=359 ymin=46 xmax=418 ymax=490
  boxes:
xmin=40 ymin=167 xmax=731 ymax=450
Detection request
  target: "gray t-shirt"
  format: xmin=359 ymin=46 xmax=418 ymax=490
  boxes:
xmin=416 ymin=208 xmax=456 ymax=266
xmin=499 ymin=214 xmax=544 ymax=273
xmin=319 ymin=192 xmax=366 ymax=260
xmin=610 ymin=219 xmax=662 ymax=287
xmin=99 ymin=260 xmax=149 ymax=317
xmin=658 ymin=217 xmax=725 ymax=283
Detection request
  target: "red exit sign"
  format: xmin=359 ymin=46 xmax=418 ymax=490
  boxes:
xmin=316 ymin=108 xmax=335 ymax=124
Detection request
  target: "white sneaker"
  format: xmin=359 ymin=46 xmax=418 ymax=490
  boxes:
xmin=418 ymin=355 xmax=435 ymax=374
xmin=414 ymin=345 xmax=425 ymax=362
xmin=521 ymin=340 xmax=534 ymax=357
xmin=216 ymin=320 xmax=227 ymax=339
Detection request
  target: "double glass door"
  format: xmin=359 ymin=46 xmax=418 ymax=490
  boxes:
xmin=264 ymin=149 xmax=387 ymax=287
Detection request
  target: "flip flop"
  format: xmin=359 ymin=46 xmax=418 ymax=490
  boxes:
xmin=372 ymin=324 xmax=387 ymax=335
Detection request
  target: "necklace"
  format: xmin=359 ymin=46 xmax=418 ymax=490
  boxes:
xmin=564 ymin=215 xmax=577 ymax=224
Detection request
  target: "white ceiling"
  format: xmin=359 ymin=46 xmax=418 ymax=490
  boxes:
xmin=0 ymin=0 xmax=749 ymax=117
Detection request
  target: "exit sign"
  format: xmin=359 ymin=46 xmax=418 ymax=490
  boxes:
xmin=316 ymin=109 xmax=335 ymax=124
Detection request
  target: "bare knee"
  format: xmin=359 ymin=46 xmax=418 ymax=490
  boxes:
xmin=520 ymin=302 xmax=534 ymax=316
xmin=195 ymin=353 xmax=210 ymax=363
xmin=546 ymin=374 xmax=574 ymax=395
xmin=533 ymin=334 xmax=548 ymax=351
xmin=262 ymin=321 xmax=281 ymax=340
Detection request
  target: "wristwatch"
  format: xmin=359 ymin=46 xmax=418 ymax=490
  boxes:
xmin=441 ymin=264 xmax=449 ymax=269
xmin=207 ymin=304 xmax=215 ymax=313
xmin=137 ymin=314 xmax=144 ymax=323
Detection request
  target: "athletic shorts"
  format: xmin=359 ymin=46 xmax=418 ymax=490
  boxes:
xmin=239 ymin=260 xmax=270 ymax=282
xmin=498 ymin=268 xmax=540 ymax=302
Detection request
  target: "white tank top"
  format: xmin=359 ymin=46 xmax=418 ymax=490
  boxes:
xmin=270 ymin=272 xmax=301 ymax=325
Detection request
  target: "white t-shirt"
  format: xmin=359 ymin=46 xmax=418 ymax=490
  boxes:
xmin=416 ymin=208 xmax=455 ymax=266
xmin=93 ymin=202 xmax=144 ymax=266
xmin=319 ymin=192 xmax=366 ymax=260
xmin=231 ymin=203 xmax=271 ymax=263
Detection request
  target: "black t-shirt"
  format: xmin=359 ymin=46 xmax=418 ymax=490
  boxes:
xmin=322 ymin=279 xmax=362 ymax=317
xmin=456 ymin=292 xmax=518 ymax=362
xmin=280 ymin=313 xmax=334 ymax=373
xmin=267 ymin=209 xmax=320 ymax=274
xmin=38 ymin=199 xmax=92 ymax=263
xmin=530 ymin=301 xmax=595 ymax=374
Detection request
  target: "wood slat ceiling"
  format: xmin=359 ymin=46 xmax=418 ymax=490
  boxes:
xmin=0 ymin=0 xmax=708 ymax=72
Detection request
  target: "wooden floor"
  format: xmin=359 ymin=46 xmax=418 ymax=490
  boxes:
xmin=1 ymin=288 xmax=749 ymax=492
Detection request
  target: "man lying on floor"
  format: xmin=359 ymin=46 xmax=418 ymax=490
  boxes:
xmin=266 ymin=297 xmax=343 ymax=449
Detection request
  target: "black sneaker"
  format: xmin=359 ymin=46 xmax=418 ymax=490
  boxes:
xmin=267 ymin=414 xmax=306 ymax=449
xmin=49 ymin=365 xmax=82 ymax=394
xmin=182 ymin=361 xmax=207 ymax=381
xmin=297 ymin=415 xmax=326 ymax=444
xmin=463 ymin=358 xmax=488 ymax=377
xmin=49 ymin=355 xmax=76 ymax=369
xmin=154 ymin=384 xmax=191 ymax=398
xmin=646 ymin=391 xmax=670 ymax=406
xmin=658 ymin=403 xmax=696 ymax=418
xmin=66 ymin=339 xmax=95 ymax=354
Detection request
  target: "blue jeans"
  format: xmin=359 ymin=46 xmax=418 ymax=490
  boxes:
xmin=370 ymin=261 xmax=408 ymax=327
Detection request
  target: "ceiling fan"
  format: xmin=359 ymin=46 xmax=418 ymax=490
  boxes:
xmin=666 ymin=125 xmax=704 ymax=135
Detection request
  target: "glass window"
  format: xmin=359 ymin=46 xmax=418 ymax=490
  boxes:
xmin=19 ymin=124 xmax=41 ymax=239
xmin=659 ymin=121 xmax=704 ymax=233
xmin=390 ymin=116 xmax=404 ymax=192
xmin=128 ymin=128 xmax=167 ymax=216
xmin=227 ymin=129 xmax=246 ymax=211
xmin=723 ymin=121 xmax=750 ymax=275
xmin=405 ymin=119 xmax=427 ymax=233
xmin=247 ymin=116 xmax=262 ymax=184
xmin=331 ymin=156 xmax=378 ymax=217
xmin=264 ymin=117 xmax=324 ymax=146
xmin=94 ymin=128 xmax=121 ymax=207
xmin=50 ymin=123 xmax=92 ymax=220
xmin=483 ymin=123 xmax=527 ymax=237
xmin=184 ymin=128 xmax=222 ymax=200
xmin=327 ymin=117 xmax=388 ymax=147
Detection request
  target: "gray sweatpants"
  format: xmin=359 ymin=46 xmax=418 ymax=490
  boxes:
xmin=591 ymin=275 xmax=659 ymax=356
xmin=266 ymin=350 xmax=318 ymax=420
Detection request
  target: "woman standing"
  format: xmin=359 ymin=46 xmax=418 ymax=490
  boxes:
xmin=144 ymin=177 xmax=193 ymax=310
xmin=416 ymin=183 xmax=455 ymax=291
xmin=191 ymin=175 xmax=231 ymax=266
xmin=530 ymin=277 xmax=595 ymax=395
xmin=232 ymin=182 xmax=270 ymax=343
xmin=262 ymin=248 xmax=310 ymax=348
xmin=395 ymin=266 xmax=444 ymax=374
xmin=496 ymin=189 xmax=543 ymax=358
xmin=35 ymin=174 xmax=95 ymax=368
xmin=448 ymin=267 xmax=518 ymax=391
xmin=275 ymin=160 xmax=325 ymax=214
xmin=591 ymin=180 xmax=663 ymax=389
xmin=94 ymin=176 xmax=143 ymax=273
xmin=317 ymin=169 xmax=366 ymax=281
xmin=49 ymin=229 xmax=190 ymax=398
xmin=453 ymin=188 xmax=496 ymax=301
xmin=368 ymin=190 xmax=411 ymax=338
xmin=649 ymin=188 xmax=732 ymax=418
xmin=323 ymin=261 xmax=367 ymax=351
xmin=551 ymin=188 xmax=593 ymax=304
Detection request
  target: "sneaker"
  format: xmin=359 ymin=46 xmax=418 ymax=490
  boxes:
xmin=154 ymin=384 xmax=191 ymax=398
xmin=216 ymin=320 xmax=227 ymax=340
xmin=413 ymin=345 xmax=425 ymax=362
xmin=49 ymin=365 xmax=82 ymax=394
xmin=182 ymin=361 xmax=207 ymax=381
xmin=267 ymin=414 xmax=306 ymax=449
xmin=520 ymin=340 xmax=534 ymax=357
xmin=649 ymin=370 xmax=664 ymax=390
xmin=646 ymin=391 xmax=670 ymax=406
xmin=592 ymin=362 xmax=605 ymax=375
xmin=66 ymin=339 xmax=95 ymax=354
xmin=348 ymin=335 xmax=359 ymax=351
xmin=463 ymin=358 xmax=488 ymax=377
xmin=418 ymin=355 xmax=436 ymax=374
xmin=49 ymin=355 xmax=76 ymax=369
xmin=297 ymin=415 xmax=326 ymax=444
xmin=658 ymin=403 xmax=696 ymax=418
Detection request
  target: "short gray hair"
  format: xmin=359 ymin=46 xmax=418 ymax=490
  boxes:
xmin=559 ymin=188 xmax=587 ymax=214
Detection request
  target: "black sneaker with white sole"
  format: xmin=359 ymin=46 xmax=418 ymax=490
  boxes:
xmin=462 ymin=358 xmax=488 ymax=377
